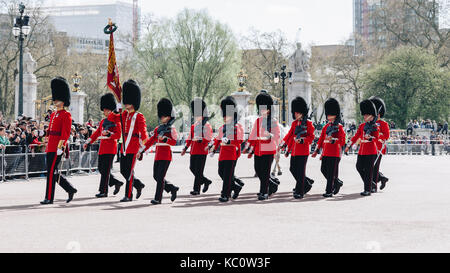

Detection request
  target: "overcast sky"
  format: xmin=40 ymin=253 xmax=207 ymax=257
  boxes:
xmin=43 ymin=0 xmax=355 ymax=46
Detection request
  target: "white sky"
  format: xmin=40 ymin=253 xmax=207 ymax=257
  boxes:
xmin=43 ymin=0 xmax=355 ymax=46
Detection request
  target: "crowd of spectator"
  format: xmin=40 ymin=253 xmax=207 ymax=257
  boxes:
xmin=0 ymin=111 xmax=102 ymax=153
xmin=0 ymin=111 xmax=103 ymax=180
xmin=406 ymin=119 xmax=448 ymax=135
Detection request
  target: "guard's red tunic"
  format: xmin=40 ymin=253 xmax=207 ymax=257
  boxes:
xmin=89 ymin=112 xmax=122 ymax=155
xmin=283 ymin=120 xmax=315 ymax=156
xmin=121 ymin=111 xmax=148 ymax=155
xmin=46 ymin=109 xmax=72 ymax=153
xmin=185 ymin=122 xmax=213 ymax=155
xmin=316 ymin=123 xmax=346 ymax=157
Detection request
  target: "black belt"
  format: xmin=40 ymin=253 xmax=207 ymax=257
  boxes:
xmin=124 ymin=133 xmax=139 ymax=138
xmin=48 ymin=131 xmax=61 ymax=136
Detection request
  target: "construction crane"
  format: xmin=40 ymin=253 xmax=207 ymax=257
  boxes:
xmin=132 ymin=0 xmax=138 ymax=45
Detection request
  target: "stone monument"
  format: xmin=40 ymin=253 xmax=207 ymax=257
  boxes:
xmin=15 ymin=48 xmax=38 ymax=119
xmin=287 ymin=40 xmax=313 ymax=124
xmin=231 ymin=70 xmax=252 ymax=134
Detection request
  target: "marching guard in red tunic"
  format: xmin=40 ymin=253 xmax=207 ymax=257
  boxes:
xmin=84 ymin=93 xmax=124 ymax=198
xmin=119 ymin=80 xmax=148 ymax=202
xmin=209 ymin=96 xmax=244 ymax=203
xmin=280 ymin=96 xmax=315 ymax=199
xmin=345 ymin=100 xmax=380 ymax=196
xmin=312 ymin=98 xmax=346 ymax=198
xmin=369 ymin=96 xmax=390 ymax=192
xmin=181 ymin=98 xmax=213 ymax=196
xmin=40 ymin=77 xmax=77 ymax=205
xmin=140 ymin=98 xmax=179 ymax=205
xmin=246 ymin=91 xmax=281 ymax=201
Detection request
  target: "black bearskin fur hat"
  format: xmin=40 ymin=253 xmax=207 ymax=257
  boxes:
xmin=291 ymin=96 xmax=309 ymax=119
xmin=100 ymin=93 xmax=117 ymax=111
xmin=122 ymin=79 xmax=141 ymax=111
xmin=360 ymin=99 xmax=377 ymax=116
xmin=324 ymin=98 xmax=340 ymax=117
xmin=220 ymin=96 xmax=237 ymax=119
xmin=256 ymin=90 xmax=274 ymax=114
xmin=369 ymin=96 xmax=386 ymax=118
xmin=157 ymin=98 xmax=174 ymax=118
xmin=190 ymin=98 xmax=208 ymax=118
xmin=51 ymin=77 xmax=71 ymax=107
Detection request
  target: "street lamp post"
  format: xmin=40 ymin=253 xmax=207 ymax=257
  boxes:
xmin=12 ymin=3 xmax=31 ymax=117
xmin=274 ymin=65 xmax=292 ymax=126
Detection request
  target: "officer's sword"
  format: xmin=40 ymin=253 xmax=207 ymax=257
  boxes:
xmin=57 ymin=149 xmax=66 ymax=185
xmin=373 ymin=140 xmax=387 ymax=167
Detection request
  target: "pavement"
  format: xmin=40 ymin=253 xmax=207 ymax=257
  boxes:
xmin=0 ymin=153 xmax=449 ymax=253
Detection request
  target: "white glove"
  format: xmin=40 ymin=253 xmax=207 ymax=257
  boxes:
xmin=116 ymin=103 xmax=122 ymax=112
xmin=57 ymin=148 xmax=64 ymax=156
xmin=222 ymin=137 xmax=230 ymax=144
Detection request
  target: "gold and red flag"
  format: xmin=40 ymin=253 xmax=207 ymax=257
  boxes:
xmin=105 ymin=20 xmax=122 ymax=102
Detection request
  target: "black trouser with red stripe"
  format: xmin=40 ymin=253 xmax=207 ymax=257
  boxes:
xmin=218 ymin=160 xmax=238 ymax=198
xmin=98 ymin=154 xmax=122 ymax=194
xmin=153 ymin=160 xmax=177 ymax=202
xmin=321 ymin=156 xmax=340 ymax=194
xmin=120 ymin=153 xmax=145 ymax=199
xmin=356 ymin=155 xmax=377 ymax=192
xmin=290 ymin=155 xmax=308 ymax=195
xmin=254 ymin=155 xmax=274 ymax=195
xmin=45 ymin=152 xmax=77 ymax=201
xmin=373 ymin=155 xmax=388 ymax=184
xmin=190 ymin=154 xmax=211 ymax=192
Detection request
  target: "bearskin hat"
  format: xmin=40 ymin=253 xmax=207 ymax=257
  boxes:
xmin=51 ymin=77 xmax=71 ymax=107
xmin=157 ymin=98 xmax=174 ymax=118
xmin=256 ymin=90 xmax=274 ymax=114
xmin=220 ymin=96 xmax=237 ymax=118
xmin=122 ymin=79 xmax=141 ymax=111
xmin=190 ymin=98 xmax=208 ymax=118
xmin=291 ymin=96 xmax=309 ymax=119
xmin=324 ymin=98 xmax=341 ymax=117
xmin=360 ymin=99 xmax=377 ymax=116
xmin=100 ymin=93 xmax=117 ymax=111
xmin=369 ymin=96 xmax=386 ymax=118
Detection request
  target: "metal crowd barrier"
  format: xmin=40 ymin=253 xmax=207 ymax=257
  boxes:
xmin=0 ymin=142 xmax=100 ymax=182
xmin=344 ymin=143 xmax=449 ymax=155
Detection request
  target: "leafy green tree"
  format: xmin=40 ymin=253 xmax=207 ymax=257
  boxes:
xmin=135 ymin=9 xmax=240 ymax=109
xmin=364 ymin=46 xmax=450 ymax=127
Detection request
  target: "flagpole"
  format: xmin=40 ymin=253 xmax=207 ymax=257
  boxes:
xmin=104 ymin=19 xmax=126 ymax=155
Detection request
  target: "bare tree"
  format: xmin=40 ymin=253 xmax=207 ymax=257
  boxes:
xmin=240 ymin=28 xmax=293 ymax=98
xmin=375 ymin=0 xmax=450 ymax=67
xmin=0 ymin=0 xmax=67 ymax=119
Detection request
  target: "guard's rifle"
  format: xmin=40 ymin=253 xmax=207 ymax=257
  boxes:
xmin=157 ymin=117 xmax=176 ymax=138
xmin=282 ymin=110 xmax=314 ymax=157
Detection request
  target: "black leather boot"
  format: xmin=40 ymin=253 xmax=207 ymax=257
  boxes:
xmin=151 ymin=199 xmax=161 ymax=205
xmin=333 ymin=179 xmax=343 ymax=195
xmin=67 ymin=189 xmax=77 ymax=203
xmin=120 ymin=196 xmax=133 ymax=202
xmin=171 ymin=186 xmax=179 ymax=202
xmin=202 ymin=180 xmax=212 ymax=193
xmin=136 ymin=184 xmax=145 ymax=199
xmin=380 ymin=177 xmax=389 ymax=190
xmin=40 ymin=199 xmax=53 ymax=205
xmin=113 ymin=182 xmax=123 ymax=195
